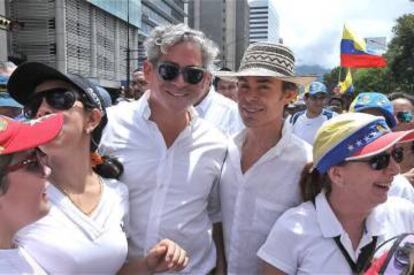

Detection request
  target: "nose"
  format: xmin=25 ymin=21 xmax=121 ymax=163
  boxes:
xmin=36 ymin=98 xmax=53 ymax=118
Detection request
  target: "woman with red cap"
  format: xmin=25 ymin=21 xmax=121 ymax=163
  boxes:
xmin=258 ymin=113 xmax=414 ymax=274
xmin=7 ymin=62 xmax=188 ymax=274
xmin=0 ymin=114 xmax=63 ymax=273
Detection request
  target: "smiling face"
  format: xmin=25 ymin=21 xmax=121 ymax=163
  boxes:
xmin=144 ymin=41 xmax=211 ymax=113
xmin=237 ymin=76 xmax=296 ymax=129
xmin=329 ymin=147 xmax=400 ymax=211
xmin=0 ymin=150 xmax=51 ymax=230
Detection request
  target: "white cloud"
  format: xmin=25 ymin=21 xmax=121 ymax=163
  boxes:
xmin=272 ymin=0 xmax=414 ymax=68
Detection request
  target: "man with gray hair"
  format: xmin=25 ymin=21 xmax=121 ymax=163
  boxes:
xmin=100 ymin=24 xmax=227 ymax=273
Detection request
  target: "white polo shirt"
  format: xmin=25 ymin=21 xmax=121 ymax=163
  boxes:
xmin=15 ymin=178 xmax=129 ymax=274
xmin=195 ymin=87 xmax=244 ymax=137
xmin=0 ymin=247 xmax=46 ymax=274
xmin=220 ymin=121 xmax=312 ymax=274
xmin=100 ymin=91 xmax=228 ymax=274
xmin=258 ymin=192 xmax=414 ymax=274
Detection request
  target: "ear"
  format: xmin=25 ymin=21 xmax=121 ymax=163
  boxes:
xmin=85 ymin=108 xmax=102 ymax=134
xmin=327 ymin=166 xmax=346 ymax=187
xmin=143 ymin=60 xmax=154 ymax=83
xmin=283 ymin=88 xmax=298 ymax=105
xmin=202 ymin=72 xmax=213 ymax=90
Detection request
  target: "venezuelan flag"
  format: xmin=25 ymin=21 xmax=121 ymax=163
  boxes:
xmin=340 ymin=25 xmax=387 ymax=68
xmin=338 ymin=69 xmax=354 ymax=94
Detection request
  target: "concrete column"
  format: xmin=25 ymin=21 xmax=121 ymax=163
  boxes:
xmin=225 ymin=0 xmax=236 ymax=70
xmin=90 ymin=7 xmax=97 ymax=77
xmin=0 ymin=0 xmax=8 ymax=62
xmin=55 ymin=0 xmax=67 ymax=72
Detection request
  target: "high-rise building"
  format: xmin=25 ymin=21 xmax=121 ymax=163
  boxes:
xmin=248 ymin=0 xmax=279 ymax=44
xmin=188 ymin=0 xmax=249 ymax=70
xmin=7 ymin=0 xmax=142 ymax=88
xmin=139 ymin=0 xmax=186 ymax=67
xmin=5 ymin=0 xmax=186 ymax=88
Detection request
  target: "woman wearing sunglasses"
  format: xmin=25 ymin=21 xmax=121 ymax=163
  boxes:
xmin=258 ymin=113 xmax=414 ymax=274
xmin=0 ymin=113 xmax=63 ymax=273
xmin=7 ymin=62 xmax=188 ymax=274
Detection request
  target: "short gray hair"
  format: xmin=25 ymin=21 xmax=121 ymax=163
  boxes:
xmin=144 ymin=24 xmax=219 ymax=71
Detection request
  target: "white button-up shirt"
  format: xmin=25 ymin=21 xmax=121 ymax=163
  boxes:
xmin=220 ymin=122 xmax=312 ymax=274
xmin=100 ymin=92 xmax=228 ymax=274
xmin=195 ymin=87 xmax=244 ymax=137
xmin=258 ymin=192 xmax=414 ymax=274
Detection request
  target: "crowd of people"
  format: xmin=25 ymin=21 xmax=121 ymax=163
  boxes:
xmin=0 ymin=23 xmax=414 ymax=274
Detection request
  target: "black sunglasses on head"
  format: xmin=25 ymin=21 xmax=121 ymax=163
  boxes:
xmin=347 ymin=147 xmax=404 ymax=170
xmin=24 ymin=88 xmax=81 ymax=118
xmin=157 ymin=62 xmax=205 ymax=85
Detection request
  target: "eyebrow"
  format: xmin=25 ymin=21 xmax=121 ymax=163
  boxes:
xmin=238 ymin=77 xmax=272 ymax=84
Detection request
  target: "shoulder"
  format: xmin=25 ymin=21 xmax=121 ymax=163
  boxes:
xmin=289 ymin=110 xmax=305 ymax=124
xmin=102 ymin=178 xmax=129 ymax=200
xmin=193 ymin=117 xmax=229 ymax=146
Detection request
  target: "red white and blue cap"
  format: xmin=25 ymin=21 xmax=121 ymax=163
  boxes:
xmin=313 ymin=112 xmax=414 ymax=173
xmin=0 ymin=113 xmax=63 ymax=155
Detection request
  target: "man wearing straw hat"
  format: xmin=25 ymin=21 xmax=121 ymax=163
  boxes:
xmin=215 ymin=42 xmax=315 ymax=274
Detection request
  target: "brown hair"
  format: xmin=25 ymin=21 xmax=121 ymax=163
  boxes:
xmin=299 ymin=162 xmax=332 ymax=202
xmin=0 ymin=154 xmax=13 ymax=193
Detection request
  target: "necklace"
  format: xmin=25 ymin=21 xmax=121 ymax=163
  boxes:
xmin=53 ymin=176 xmax=103 ymax=216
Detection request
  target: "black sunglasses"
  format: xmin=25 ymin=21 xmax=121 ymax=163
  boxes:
xmin=5 ymin=151 xmax=46 ymax=175
xmin=348 ymin=147 xmax=404 ymax=170
xmin=24 ymin=88 xmax=81 ymax=118
xmin=157 ymin=62 xmax=205 ymax=85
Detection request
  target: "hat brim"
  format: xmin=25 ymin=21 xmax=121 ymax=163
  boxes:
xmin=214 ymin=68 xmax=316 ymax=86
xmin=8 ymin=62 xmax=83 ymax=105
xmin=346 ymin=130 xmax=414 ymax=160
xmin=1 ymin=113 xmax=64 ymax=154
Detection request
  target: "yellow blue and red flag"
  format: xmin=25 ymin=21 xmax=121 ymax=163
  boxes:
xmin=338 ymin=68 xmax=354 ymax=94
xmin=340 ymin=25 xmax=387 ymax=68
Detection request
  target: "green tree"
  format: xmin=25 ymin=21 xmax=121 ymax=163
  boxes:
xmin=386 ymin=14 xmax=414 ymax=93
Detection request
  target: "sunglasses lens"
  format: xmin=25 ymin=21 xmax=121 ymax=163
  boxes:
xmin=183 ymin=67 xmax=204 ymax=84
xmin=46 ymin=90 xmax=77 ymax=110
xmin=370 ymin=154 xmax=390 ymax=170
xmin=392 ymin=148 xmax=404 ymax=163
xmin=159 ymin=63 xmax=179 ymax=81
xmin=24 ymin=97 xmax=43 ymax=118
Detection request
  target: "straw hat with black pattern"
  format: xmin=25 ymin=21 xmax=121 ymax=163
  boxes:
xmin=214 ymin=42 xmax=316 ymax=86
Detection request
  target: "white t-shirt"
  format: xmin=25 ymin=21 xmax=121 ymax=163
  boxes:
xmin=15 ymin=178 xmax=129 ymax=274
xmin=0 ymin=246 xmax=47 ymax=275
xmin=291 ymin=110 xmax=336 ymax=145
xmin=220 ymin=122 xmax=312 ymax=274
xmin=258 ymin=192 xmax=414 ymax=274
xmin=195 ymin=87 xmax=244 ymax=137
xmin=100 ymin=91 xmax=228 ymax=274
xmin=389 ymin=174 xmax=414 ymax=202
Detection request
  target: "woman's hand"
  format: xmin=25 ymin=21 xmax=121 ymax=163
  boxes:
xmin=144 ymin=239 xmax=189 ymax=273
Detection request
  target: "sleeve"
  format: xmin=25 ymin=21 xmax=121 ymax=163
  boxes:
xmin=207 ymin=173 xmax=222 ymax=223
xmin=257 ymin=214 xmax=301 ymax=275
xmin=117 ymin=182 xmax=131 ymax=238
xmin=388 ymin=175 xmax=414 ymax=203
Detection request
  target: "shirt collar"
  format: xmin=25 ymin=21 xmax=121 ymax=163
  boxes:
xmin=316 ymin=191 xmax=387 ymax=238
xmin=194 ymin=86 xmax=214 ymax=117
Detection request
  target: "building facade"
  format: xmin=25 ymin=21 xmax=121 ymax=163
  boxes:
xmin=188 ymin=0 xmax=249 ymax=70
xmin=139 ymin=0 xmax=186 ymax=67
xmin=248 ymin=0 xmax=279 ymax=44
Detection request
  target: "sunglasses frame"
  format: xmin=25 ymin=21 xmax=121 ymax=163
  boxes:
xmin=157 ymin=61 xmax=206 ymax=85
xmin=24 ymin=88 xmax=84 ymax=119
xmin=4 ymin=150 xmax=45 ymax=175
xmin=347 ymin=147 xmax=404 ymax=170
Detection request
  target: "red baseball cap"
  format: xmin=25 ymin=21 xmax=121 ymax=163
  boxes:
xmin=0 ymin=113 xmax=63 ymax=155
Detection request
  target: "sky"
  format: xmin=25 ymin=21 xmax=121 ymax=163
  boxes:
xmin=270 ymin=0 xmax=414 ymax=69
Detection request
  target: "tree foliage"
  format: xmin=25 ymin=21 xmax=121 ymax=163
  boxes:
xmin=323 ymin=14 xmax=414 ymax=95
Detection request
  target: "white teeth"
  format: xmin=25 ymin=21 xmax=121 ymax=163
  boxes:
xmin=243 ymin=106 xmax=262 ymax=112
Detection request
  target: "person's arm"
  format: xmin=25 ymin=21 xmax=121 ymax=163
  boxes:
xmin=118 ymin=239 xmax=189 ymax=275
xmin=212 ymin=222 xmax=226 ymax=274
xmin=262 ymin=262 xmax=288 ymax=275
